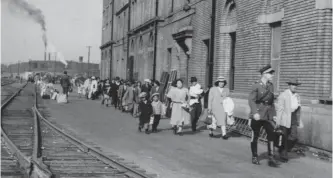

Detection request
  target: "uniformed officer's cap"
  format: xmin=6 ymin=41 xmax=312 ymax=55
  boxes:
xmin=190 ymin=77 xmax=197 ymax=83
xmin=259 ymin=64 xmax=275 ymax=74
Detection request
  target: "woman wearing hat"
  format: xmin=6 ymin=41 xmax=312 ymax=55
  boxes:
xmin=208 ymin=76 xmax=230 ymax=139
xmin=275 ymin=78 xmax=303 ymax=163
xmin=166 ymin=79 xmax=190 ymax=135
xmin=137 ymin=92 xmax=153 ymax=134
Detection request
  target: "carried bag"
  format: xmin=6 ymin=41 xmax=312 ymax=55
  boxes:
xmin=57 ymin=94 xmax=68 ymax=104
xmin=274 ymin=128 xmax=285 ymax=148
xmin=204 ymin=113 xmax=213 ymax=125
xmin=149 ymin=116 xmax=154 ymax=125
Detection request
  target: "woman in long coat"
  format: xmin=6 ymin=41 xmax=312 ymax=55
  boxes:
xmin=122 ymin=82 xmax=135 ymax=112
xmin=166 ymin=79 xmax=190 ymax=136
xmin=208 ymin=76 xmax=230 ymax=139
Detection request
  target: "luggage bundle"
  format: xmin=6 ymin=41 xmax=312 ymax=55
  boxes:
xmin=57 ymin=94 xmax=68 ymax=104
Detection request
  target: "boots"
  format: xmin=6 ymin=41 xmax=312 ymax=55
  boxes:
xmin=251 ymin=142 xmax=260 ymax=165
xmin=267 ymin=141 xmax=279 ymax=167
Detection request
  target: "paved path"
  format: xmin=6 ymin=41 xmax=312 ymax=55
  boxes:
xmin=41 ymin=88 xmax=332 ymax=178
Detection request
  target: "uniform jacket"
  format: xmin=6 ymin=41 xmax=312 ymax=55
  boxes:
xmin=248 ymin=80 xmax=275 ymax=116
xmin=276 ymin=89 xmax=302 ymax=128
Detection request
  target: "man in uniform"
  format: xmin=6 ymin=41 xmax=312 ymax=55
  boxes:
xmin=248 ymin=64 xmax=279 ymax=167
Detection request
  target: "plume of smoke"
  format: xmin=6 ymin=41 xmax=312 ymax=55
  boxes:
xmin=46 ymin=43 xmax=68 ymax=67
xmin=10 ymin=0 xmax=48 ymax=48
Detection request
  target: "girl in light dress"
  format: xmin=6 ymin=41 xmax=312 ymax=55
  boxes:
xmin=166 ymin=79 xmax=190 ymax=136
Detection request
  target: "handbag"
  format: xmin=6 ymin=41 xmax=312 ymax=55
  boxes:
xmin=204 ymin=113 xmax=213 ymax=125
xmin=227 ymin=115 xmax=235 ymax=125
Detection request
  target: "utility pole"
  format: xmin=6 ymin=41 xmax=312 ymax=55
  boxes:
xmin=54 ymin=53 xmax=57 ymax=77
xmin=87 ymin=46 xmax=91 ymax=77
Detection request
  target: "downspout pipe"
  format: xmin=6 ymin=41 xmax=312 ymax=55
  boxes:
xmin=127 ymin=0 xmax=131 ymax=80
xmin=209 ymin=0 xmax=216 ymax=87
xmin=109 ymin=0 xmax=115 ymax=80
xmin=152 ymin=0 xmax=159 ymax=80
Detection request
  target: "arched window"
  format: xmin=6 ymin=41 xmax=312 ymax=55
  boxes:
xmin=131 ymin=39 xmax=135 ymax=52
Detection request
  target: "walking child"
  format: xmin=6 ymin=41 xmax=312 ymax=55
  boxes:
xmin=151 ymin=93 xmax=164 ymax=133
xmin=138 ymin=92 xmax=153 ymax=134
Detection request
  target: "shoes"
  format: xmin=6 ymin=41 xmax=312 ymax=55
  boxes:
xmin=145 ymin=129 xmax=150 ymax=134
xmin=221 ymin=135 xmax=229 ymax=140
xmin=279 ymin=156 xmax=289 ymax=163
xmin=138 ymin=126 xmax=142 ymax=132
xmin=268 ymin=156 xmax=280 ymax=167
xmin=209 ymin=133 xmax=214 ymax=138
xmin=252 ymin=156 xmax=260 ymax=165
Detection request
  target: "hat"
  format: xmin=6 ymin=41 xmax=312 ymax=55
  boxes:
xmin=151 ymin=92 xmax=160 ymax=99
xmin=214 ymin=76 xmax=227 ymax=86
xmin=286 ymin=78 xmax=301 ymax=86
xmin=139 ymin=92 xmax=147 ymax=98
xmin=144 ymin=79 xmax=151 ymax=83
xmin=259 ymin=64 xmax=275 ymax=74
xmin=190 ymin=77 xmax=197 ymax=83
xmin=91 ymin=76 xmax=96 ymax=80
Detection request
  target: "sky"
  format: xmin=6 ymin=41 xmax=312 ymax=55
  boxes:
xmin=1 ymin=0 xmax=103 ymax=65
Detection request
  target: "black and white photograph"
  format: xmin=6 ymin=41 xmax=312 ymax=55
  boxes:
xmin=1 ymin=0 xmax=332 ymax=177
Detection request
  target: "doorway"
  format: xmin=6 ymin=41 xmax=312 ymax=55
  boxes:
xmin=128 ymin=56 xmax=134 ymax=81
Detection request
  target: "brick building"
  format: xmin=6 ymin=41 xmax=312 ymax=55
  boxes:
xmin=214 ymin=0 xmax=332 ymax=101
xmin=101 ymin=0 xmax=332 ymax=100
xmin=4 ymin=60 xmax=99 ymax=77
xmin=100 ymin=0 xmax=332 ymax=150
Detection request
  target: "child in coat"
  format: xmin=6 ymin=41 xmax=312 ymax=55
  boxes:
xmin=138 ymin=92 xmax=153 ymax=134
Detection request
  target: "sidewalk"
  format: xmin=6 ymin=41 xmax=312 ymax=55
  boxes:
xmin=40 ymin=86 xmax=332 ymax=178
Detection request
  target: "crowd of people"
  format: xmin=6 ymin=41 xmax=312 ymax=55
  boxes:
xmin=59 ymin=63 xmax=304 ymax=168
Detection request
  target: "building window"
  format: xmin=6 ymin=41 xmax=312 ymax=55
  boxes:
xmin=167 ymin=48 xmax=172 ymax=73
xmin=229 ymin=32 xmax=236 ymax=91
xmin=270 ymin=22 xmax=282 ymax=92
xmin=139 ymin=36 xmax=143 ymax=50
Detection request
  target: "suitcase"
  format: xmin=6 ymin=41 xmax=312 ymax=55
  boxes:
xmin=42 ymin=94 xmax=51 ymax=99
xmin=57 ymin=94 xmax=68 ymax=103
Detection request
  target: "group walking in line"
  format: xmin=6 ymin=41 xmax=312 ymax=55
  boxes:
xmin=65 ymin=63 xmax=304 ymax=168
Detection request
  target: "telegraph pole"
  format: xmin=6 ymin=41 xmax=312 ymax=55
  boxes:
xmin=87 ymin=46 xmax=91 ymax=77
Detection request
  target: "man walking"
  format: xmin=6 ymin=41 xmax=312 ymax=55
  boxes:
xmin=189 ymin=77 xmax=204 ymax=132
xmin=60 ymin=71 xmax=71 ymax=100
xmin=248 ymin=64 xmax=279 ymax=167
xmin=275 ymin=78 xmax=302 ymax=162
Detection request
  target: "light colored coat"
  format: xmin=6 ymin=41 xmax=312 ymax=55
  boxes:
xmin=276 ymin=89 xmax=302 ymax=128
xmin=122 ymin=86 xmax=134 ymax=105
xmin=208 ymin=87 xmax=230 ymax=126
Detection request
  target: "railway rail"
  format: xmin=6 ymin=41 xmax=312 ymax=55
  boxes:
xmin=1 ymin=83 xmax=156 ymax=178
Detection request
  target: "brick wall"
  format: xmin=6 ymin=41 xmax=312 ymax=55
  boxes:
xmin=214 ymin=0 xmax=332 ymax=100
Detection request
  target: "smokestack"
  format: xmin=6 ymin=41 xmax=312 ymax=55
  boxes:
xmin=44 ymin=51 xmax=46 ymax=61
xmin=48 ymin=53 xmax=51 ymax=61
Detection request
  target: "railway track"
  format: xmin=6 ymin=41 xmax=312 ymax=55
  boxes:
xmin=1 ymin=83 xmax=156 ymax=178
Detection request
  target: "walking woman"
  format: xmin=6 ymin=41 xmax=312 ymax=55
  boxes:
xmin=208 ymin=76 xmax=230 ymax=139
xmin=122 ymin=81 xmax=135 ymax=112
xmin=133 ymin=81 xmax=142 ymax=117
xmin=166 ymin=79 xmax=190 ymax=136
